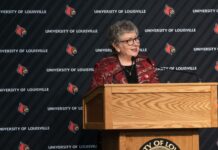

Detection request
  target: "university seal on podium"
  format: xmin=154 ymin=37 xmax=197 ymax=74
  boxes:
xmin=140 ymin=138 xmax=180 ymax=150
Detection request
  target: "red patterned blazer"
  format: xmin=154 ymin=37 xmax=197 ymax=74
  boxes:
xmin=90 ymin=55 xmax=159 ymax=90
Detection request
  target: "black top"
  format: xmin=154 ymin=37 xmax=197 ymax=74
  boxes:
xmin=123 ymin=63 xmax=138 ymax=83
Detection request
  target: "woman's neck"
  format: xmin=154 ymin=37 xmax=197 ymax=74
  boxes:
xmin=118 ymin=55 xmax=132 ymax=66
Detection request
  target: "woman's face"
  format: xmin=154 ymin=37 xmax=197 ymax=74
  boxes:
xmin=113 ymin=31 xmax=140 ymax=58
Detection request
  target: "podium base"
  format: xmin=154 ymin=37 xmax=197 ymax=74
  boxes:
xmin=101 ymin=129 xmax=199 ymax=150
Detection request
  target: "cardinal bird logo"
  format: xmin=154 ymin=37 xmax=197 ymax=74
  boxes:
xmin=215 ymin=61 xmax=218 ymax=71
xmin=66 ymin=44 xmax=77 ymax=56
xmin=18 ymin=142 xmax=30 ymax=150
xmin=165 ymin=43 xmax=176 ymax=55
xmin=18 ymin=102 xmax=29 ymax=115
xmin=15 ymin=25 xmax=27 ymax=37
xmin=67 ymin=83 xmax=78 ymax=94
xmin=68 ymin=121 xmax=79 ymax=133
xmin=65 ymin=5 xmax=76 ymax=17
xmin=164 ymin=5 xmax=175 ymax=17
xmin=214 ymin=23 xmax=218 ymax=34
xmin=17 ymin=64 xmax=28 ymax=76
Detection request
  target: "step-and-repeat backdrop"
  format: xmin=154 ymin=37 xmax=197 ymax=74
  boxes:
xmin=0 ymin=0 xmax=218 ymax=149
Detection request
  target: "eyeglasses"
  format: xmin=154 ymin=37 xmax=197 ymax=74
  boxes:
xmin=118 ymin=36 xmax=140 ymax=46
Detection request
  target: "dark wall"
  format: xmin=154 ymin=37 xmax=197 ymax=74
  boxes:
xmin=0 ymin=0 xmax=217 ymax=149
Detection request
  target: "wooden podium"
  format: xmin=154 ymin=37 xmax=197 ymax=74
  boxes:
xmin=83 ymin=83 xmax=218 ymax=150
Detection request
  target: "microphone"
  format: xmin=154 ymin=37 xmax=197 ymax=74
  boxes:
xmin=131 ymin=56 xmax=136 ymax=63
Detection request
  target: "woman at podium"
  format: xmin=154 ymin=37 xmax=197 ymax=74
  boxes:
xmin=90 ymin=20 xmax=159 ymax=90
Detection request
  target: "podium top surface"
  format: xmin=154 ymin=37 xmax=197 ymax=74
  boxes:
xmin=103 ymin=82 xmax=218 ymax=87
xmin=85 ymin=82 xmax=218 ymax=96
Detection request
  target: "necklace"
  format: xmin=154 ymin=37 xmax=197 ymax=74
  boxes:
xmin=119 ymin=56 xmax=136 ymax=76
xmin=124 ymin=64 xmax=134 ymax=76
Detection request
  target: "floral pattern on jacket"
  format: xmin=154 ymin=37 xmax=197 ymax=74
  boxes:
xmin=90 ymin=55 xmax=159 ymax=90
